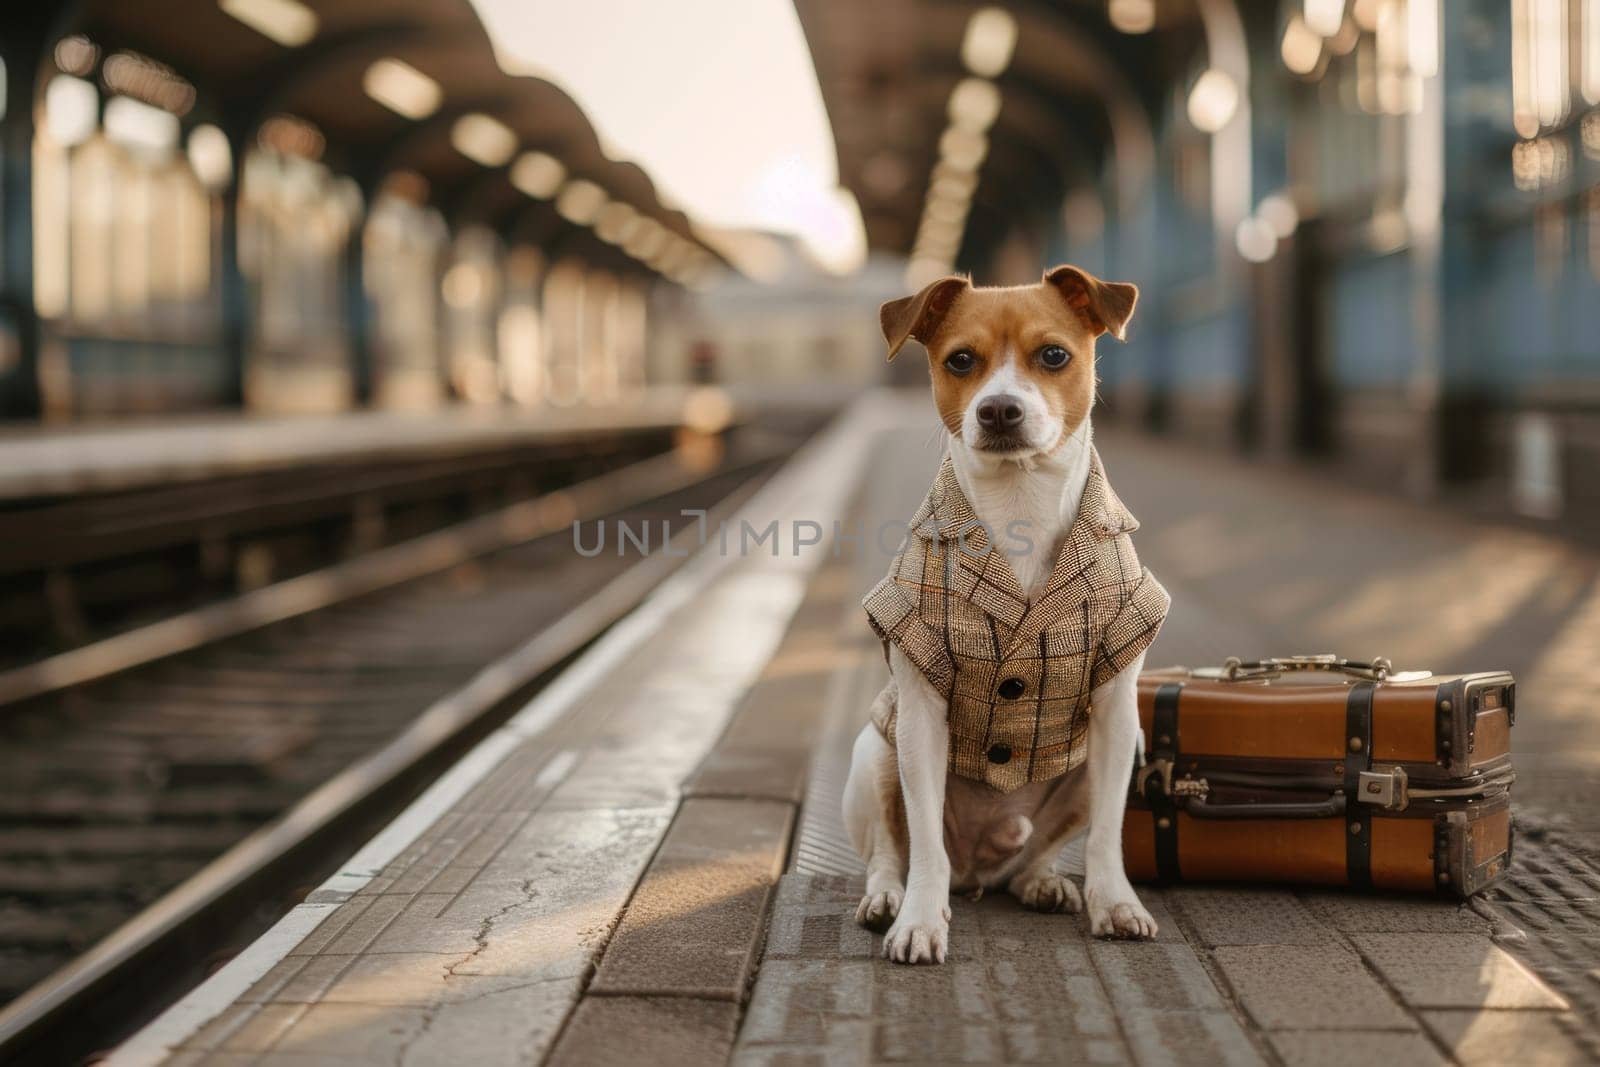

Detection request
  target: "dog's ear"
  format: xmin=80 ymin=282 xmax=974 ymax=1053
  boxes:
xmin=879 ymin=276 xmax=968 ymax=361
xmin=1043 ymin=265 xmax=1139 ymax=342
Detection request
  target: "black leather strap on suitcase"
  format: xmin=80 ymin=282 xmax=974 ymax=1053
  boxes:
xmin=1344 ymin=682 xmax=1375 ymax=889
xmin=1148 ymin=683 xmax=1183 ymax=882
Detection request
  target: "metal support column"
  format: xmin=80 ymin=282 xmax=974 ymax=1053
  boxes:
xmin=345 ymin=190 xmax=372 ymax=406
xmin=0 ymin=25 xmax=45 ymax=418
xmin=217 ymin=123 xmax=250 ymax=408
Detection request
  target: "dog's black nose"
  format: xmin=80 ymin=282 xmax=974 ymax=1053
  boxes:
xmin=976 ymin=395 xmax=1025 ymax=430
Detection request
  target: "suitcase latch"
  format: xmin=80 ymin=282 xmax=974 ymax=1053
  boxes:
xmin=1135 ymin=759 xmax=1209 ymax=800
xmin=1135 ymin=758 xmax=1174 ymax=799
xmin=1356 ymin=766 xmax=1409 ymax=811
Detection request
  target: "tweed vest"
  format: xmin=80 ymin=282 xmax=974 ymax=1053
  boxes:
xmin=864 ymin=448 xmax=1170 ymax=793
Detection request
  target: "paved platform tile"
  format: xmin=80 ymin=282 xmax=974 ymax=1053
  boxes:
xmin=262 ymin=1002 xmax=429 ymax=1061
xmin=319 ymin=895 xmax=410 ymax=957
xmin=874 ymin=958 xmax=998 ymax=1021
xmin=177 ymin=1003 xmax=261 ymax=1053
xmin=983 ymin=955 xmax=1128 ymax=1063
xmin=163 ymin=1053 xmax=261 ymax=1067
xmin=999 ymin=1021 xmax=1130 ymax=1066
xmin=1168 ymin=889 xmax=1337 ymax=947
xmin=1350 ymin=932 xmax=1569 ymax=1010
xmin=1115 ymin=1007 xmax=1266 ymax=1067
xmin=445 ymin=803 xmax=676 ymax=979
xmin=430 ymin=811 xmax=529 ymax=871
xmin=391 ymin=979 xmax=584 ymax=1067
xmin=984 ymin=951 xmax=1118 ymax=1033
xmin=1422 ymin=1009 xmax=1591 ymax=1066
xmin=763 ymin=874 xmax=878 ymax=962
xmin=364 ymin=891 xmax=483 ymax=955
xmin=732 ymin=1019 xmax=875 ymax=1066
xmin=873 ymin=1016 xmax=1007 ymax=1064
xmin=589 ymin=797 xmax=794 ymax=999
xmin=689 ymin=747 xmax=814 ymax=804
xmin=539 ymin=746 xmax=690 ymax=813
xmin=1088 ymin=942 xmax=1226 ymax=1013
xmin=1301 ymin=892 xmax=1492 ymax=935
xmin=738 ymin=959 xmax=874 ymax=1047
xmin=318 ymin=955 xmax=549 ymax=1007
xmin=242 ymin=953 xmax=353 ymax=1005
xmin=972 ymin=901 xmax=1098 ymax=967
xmin=547 ymin=996 xmax=742 ymax=1067
xmin=1211 ymin=945 xmax=1412 ymax=1030
xmin=1147 ymin=894 xmax=1189 ymax=943
xmin=685 ymin=567 xmax=861 ymax=805
xmin=1267 ymin=1030 xmax=1446 ymax=1067
xmin=197 ymin=1003 xmax=305 ymax=1055
xmin=233 ymin=969 xmax=587 ymax=1064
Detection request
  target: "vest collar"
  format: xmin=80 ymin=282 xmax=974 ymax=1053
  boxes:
xmin=908 ymin=447 xmax=1140 ymax=549
xmin=906 ymin=447 xmax=1140 ymax=641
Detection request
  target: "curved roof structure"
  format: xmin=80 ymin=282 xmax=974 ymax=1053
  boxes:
xmin=795 ymin=0 xmax=1213 ymax=263
xmin=71 ymin=0 xmax=721 ymax=282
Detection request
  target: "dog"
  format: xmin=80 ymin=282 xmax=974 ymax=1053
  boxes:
xmin=843 ymin=265 xmax=1169 ymax=964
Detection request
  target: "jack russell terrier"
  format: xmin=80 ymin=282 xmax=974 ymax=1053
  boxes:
xmin=844 ymin=265 xmax=1170 ymax=964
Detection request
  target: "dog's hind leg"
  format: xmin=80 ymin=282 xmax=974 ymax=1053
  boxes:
xmin=1005 ymin=770 xmax=1088 ymax=913
xmin=844 ymin=693 xmax=907 ymax=931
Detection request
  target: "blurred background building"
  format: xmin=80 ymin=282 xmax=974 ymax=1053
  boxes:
xmin=0 ymin=0 xmax=1594 ymax=520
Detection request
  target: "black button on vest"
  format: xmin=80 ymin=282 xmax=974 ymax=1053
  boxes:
xmin=987 ymin=743 xmax=1012 ymax=765
xmin=997 ymin=677 xmax=1026 ymax=700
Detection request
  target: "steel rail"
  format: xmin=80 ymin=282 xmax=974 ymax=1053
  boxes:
xmin=0 ymin=458 xmax=773 ymax=1065
xmin=0 ymin=447 xmax=730 ymax=708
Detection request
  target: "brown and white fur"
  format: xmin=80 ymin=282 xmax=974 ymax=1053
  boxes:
xmin=843 ymin=265 xmax=1157 ymax=965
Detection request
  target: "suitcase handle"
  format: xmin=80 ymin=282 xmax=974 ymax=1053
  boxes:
xmin=1182 ymin=793 xmax=1347 ymax=820
xmin=1217 ymin=655 xmax=1398 ymax=682
xmin=1138 ymin=761 xmax=1352 ymax=819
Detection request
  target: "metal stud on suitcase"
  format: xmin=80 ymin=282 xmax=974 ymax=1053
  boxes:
xmin=1122 ymin=656 xmax=1515 ymax=897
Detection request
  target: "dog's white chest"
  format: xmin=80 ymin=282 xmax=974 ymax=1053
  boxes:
xmin=954 ymin=431 xmax=1093 ymax=603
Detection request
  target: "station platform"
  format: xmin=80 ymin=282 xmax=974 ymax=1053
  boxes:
xmin=0 ymin=387 xmax=740 ymax=501
xmin=112 ymin=390 xmax=1600 ymax=1066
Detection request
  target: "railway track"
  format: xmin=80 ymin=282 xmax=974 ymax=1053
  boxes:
xmin=0 ymin=419 xmax=682 ymax=673
xmin=0 ymin=421 xmax=809 ymax=1063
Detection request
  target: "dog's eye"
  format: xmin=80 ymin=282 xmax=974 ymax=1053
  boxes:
xmin=1039 ymin=345 xmax=1070 ymax=370
xmin=944 ymin=350 xmax=977 ymax=376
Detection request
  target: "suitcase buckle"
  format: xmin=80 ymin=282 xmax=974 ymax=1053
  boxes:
xmin=1135 ymin=759 xmax=1210 ymax=801
xmin=1135 ymin=758 xmax=1174 ymax=799
xmin=1356 ymin=766 xmax=1409 ymax=811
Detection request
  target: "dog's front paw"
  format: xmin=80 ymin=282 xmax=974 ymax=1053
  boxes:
xmin=1085 ymin=879 xmax=1157 ymax=939
xmin=882 ymin=903 xmax=950 ymax=964
xmin=1008 ymin=871 xmax=1083 ymax=914
xmin=855 ymin=887 xmax=903 ymax=932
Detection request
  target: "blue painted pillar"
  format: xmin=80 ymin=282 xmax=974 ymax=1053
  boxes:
xmin=1430 ymin=0 xmax=1508 ymax=483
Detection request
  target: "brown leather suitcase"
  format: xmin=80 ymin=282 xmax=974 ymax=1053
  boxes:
xmin=1123 ymin=656 xmax=1514 ymax=897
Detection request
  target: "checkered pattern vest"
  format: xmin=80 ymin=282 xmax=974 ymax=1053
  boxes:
xmin=864 ymin=449 xmax=1170 ymax=793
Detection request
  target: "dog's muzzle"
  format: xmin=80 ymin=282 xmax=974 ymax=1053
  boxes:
xmin=972 ymin=394 xmax=1033 ymax=452
xmin=976 ymin=394 xmax=1025 ymax=431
